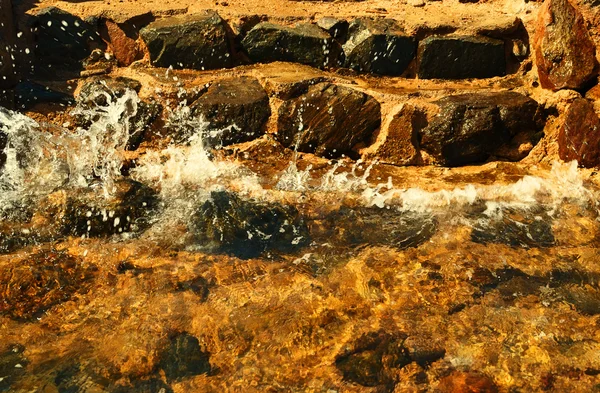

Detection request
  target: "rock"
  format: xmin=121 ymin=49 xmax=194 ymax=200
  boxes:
xmin=408 ymin=0 xmax=426 ymax=6
xmin=140 ymin=11 xmax=232 ymax=70
xmin=241 ymin=22 xmax=344 ymax=69
xmin=470 ymin=207 xmax=555 ymax=248
xmin=0 ymin=0 xmax=17 ymax=90
xmin=158 ymin=332 xmax=211 ymax=382
xmin=459 ymin=0 xmax=479 ymax=3
xmin=190 ymin=77 xmax=270 ymax=147
xmin=54 ymin=363 xmax=111 ymax=393
xmin=343 ymin=18 xmax=415 ymax=75
xmin=437 ymin=371 xmax=499 ymax=393
xmin=175 ymin=276 xmax=210 ymax=301
xmin=361 ymin=104 xmax=425 ymax=165
xmin=404 ymin=336 xmax=446 ymax=368
xmin=557 ymin=285 xmax=600 ymax=315
xmin=76 ymin=76 xmax=161 ymax=150
xmin=30 ymin=7 xmax=101 ymax=75
xmin=101 ymin=19 xmax=146 ymax=66
xmin=45 ymin=179 xmax=159 ymax=238
xmin=586 ymin=84 xmax=600 ymax=112
xmin=335 ymin=331 xmax=410 ymax=388
xmin=534 ymin=0 xmax=599 ymax=90
xmin=558 ymin=98 xmax=600 ymax=168
xmin=417 ymin=35 xmax=506 ymax=79
xmin=0 ymin=250 xmax=97 ymax=321
xmin=276 ymin=82 xmax=381 ymax=157
xmin=0 ymin=344 xmax=27 ymax=392
xmin=419 ymin=92 xmax=543 ymax=166
xmin=324 ymin=206 xmax=437 ymax=249
xmin=14 ymin=81 xmax=75 ymax=110
xmin=192 ymin=190 xmax=310 ymax=259
xmin=317 ymin=17 xmax=349 ymax=42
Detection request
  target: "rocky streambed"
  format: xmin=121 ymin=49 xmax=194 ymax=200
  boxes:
xmin=1 ymin=0 xmax=600 ymax=392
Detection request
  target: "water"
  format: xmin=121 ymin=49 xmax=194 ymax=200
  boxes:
xmin=2 ymin=88 xmax=600 ymax=392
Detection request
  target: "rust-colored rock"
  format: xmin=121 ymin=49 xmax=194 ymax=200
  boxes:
xmin=436 ymin=371 xmax=499 ymax=393
xmin=558 ymin=98 xmax=600 ymax=167
xmin=102 ymin=20 xmax=145 ymax=66
xmin=362 ymin=104 xmax=425 ymax=165
xmin=534 ymin=0 xmax=598 ymax=91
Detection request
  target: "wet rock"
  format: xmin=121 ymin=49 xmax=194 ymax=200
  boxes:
xmin=241 ymin=22 xmax=344 ymax=69
xmin=158 ymin=332 xmax=211 ymax=382
xmin=325 ymin=206 xmax=437 ymax=249
xmin=417 ymin=35 xmax=506 ymax=79
xmin=534 ymin=0 xmax=598 ymax=90
xmin=276 ymin=82 xmax=381 ymax=157
xmin=437 ymin=371 xmax=499 ymax=393
xmin=0 ymin=344 xmax=27 ymax=392
xmin=317 ymin=17 xmax=349 ymax=42
xmin=190 ymin=77 xmax=270 ymax=147
xmin=557 ymin=285 xmax=600 ymax=315
xmin=558 ymin=98 xmax=600 ymax=168
xmin=76 ymin=76 xmax=161 ymax=150
xmin=30 ymin=7 xmax=101 ymax=76
xmin=0 ymin=250 xmax=97 ymax=321
xmin=343 ymin=18 xmax=415 ymax=75
xmin=335 ymin=331 xmax=410 ymax=388
xmin=48 ymin=179 xmax=159 ymax=238
xmin=362 ymin=104 xmax=425 ymax=165
xmin=100 ymin=19 xmax=148 ymax=66
xmin=14 ymin=81 xmax=74 ymax=110
xmin=496 ymin=275 xmax=546 ymax=300
xmin=420 ymin=92 xmax=543 ymax=166
xmin=470 ymin=208 xmax=555 ymax=248
xmin=193 ymin=190 xmax=309 ymax=259
xmin=140 ymin=11 xmax=232 ymax=70
xmin=175 ymin=276 xmax=210 ymax=301
xmin=112 ymin=378 xmax=174 ymax=393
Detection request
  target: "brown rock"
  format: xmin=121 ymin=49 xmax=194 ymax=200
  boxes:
xmin=102 ymin=20 xmax=146 ymax=66
xmin=534 ymin=0 xmax=599 ymax=91
xmin=558 ymin=98 xmax=600 ymax=167
xmin=276 ymin=82 xmax=381 ymax=157
xmin=362 ymin=104 xmax=424 ymax=166
xmin=585 ymin=84 xmax=600 ymax=112
xmin=0 ymin=250 xmax=97 ymax=321
xmin=436 ymin=371 xmax=499 ymax=393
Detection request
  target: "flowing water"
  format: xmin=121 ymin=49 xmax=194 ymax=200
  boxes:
xmin=1 ymin=89 xmax=600 ymax=392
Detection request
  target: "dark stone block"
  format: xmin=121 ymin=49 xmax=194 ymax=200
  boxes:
xmin=344 ymin=18 xmax=415 ymax=75
xmin=158 ymin=332 xmax=211 ymax=382
xmin=277 ymin=82 xmax=380 ymax=157
xmin=140 ymin=11 xmax=232 ymax=70
xmin=241 ymin=22 xmax=344 ymax=69
xmin=190 ymin=77 xmax=270 ymax=147
xmin=417 ymin=35 xmax=506 ymax=79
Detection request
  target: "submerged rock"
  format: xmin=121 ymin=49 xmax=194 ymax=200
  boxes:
xmin=241 ymin=22 xmax=344 ymax=68
xmin=558 ymin=98 xmax=600 ymax=168
xmin=437 ymin=371 xmax=499 ymax=393
xmin=54 ymin=363 xmax=111 ymax=393
xmin=193 ymin=191 xmax=309 ymax=258
xmin=140 ymin=11 xmax=232 ymax=70
xmin=420 ymin=92 xmax=543 ymax=166
xmin=534 ymin=0 xmax=598 ymax=90
xmin=324 ymin=206 xmax=437 ymax=249
xmin=30 ymin=7 xmax=101 ymax=76
xmin=0 ymin=344 xmax=27 ymax=392
xmin=0 ymin=250 xmax=97 ymax=321
xmin=276 ymin=82 xmax=380 ymax=157
xmin=417 ymin=35 xmax=506 ymax=79
xmin=190 ymin=77 xmax=270 ymax=147
xmin=335 ymin=331 xmax=410 ymax=388
xmin=343 ymin=18 xmax=415 ymax=75
xmin=45 ymin=179 xmax=159 ymax=238
xmin=112 ymin=378 xmax=174 ymax=393
xmin=470 ymin=207 xmax=555 ymax=248
xmin=158 ymin=332 xmax=211 ymax=382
